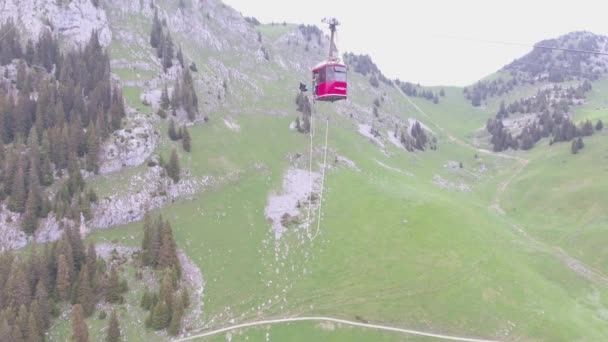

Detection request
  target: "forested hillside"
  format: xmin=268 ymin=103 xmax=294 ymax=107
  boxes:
xmin=0 ymin=1 xmax=607 ymax=341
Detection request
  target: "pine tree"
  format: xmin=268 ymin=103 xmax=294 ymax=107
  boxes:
xmin=168 ymin=295 xmax=184 ymax=336
xmin=85 ymin=122 xmax=100 ymax=174
xmin=181 ymin=288 xmax=190 ymax=308
xmin=571 ymin=139 xmax=579 ymax=154
xmin=16 ymin=305 xmax=28 ymax=341
xmin=106 ymin=267 xmax=122 ymax=303
xmin=168 ymin=119 xmax=179 ymax=141
xmin=28 ymin=299 xmax=43 ymax=340
xmin=110 ymin=88 xmax=125 ymax=131
xmin=597 ymin=119 xmax=604 ymax=131
xmin=68 ymin=225 xmax=86 ymax=271
xmin=16 ymin=60 xmax=27 ymax=91
xmin=161 ymin=85 xmax=170 ymax=110
xmin=6 ymin=263 xmax=31 ymax=309
xmin=40 ymin=154 xmax=53 ymax=186
xmin=27 ymin=311 xmax=42 ymax=342
xmin=71 ymin=304 xmax=89 ymax=342
xmin=149 ymin=216 xmax=163 ymax=267
xmin=22 ymin=190 xmax=39 ymax=235
xmin=77 ymin=265 xmax=94 ymax=317
xmin=159 ymin=272 xmax=174 ymax=313
xmin=166 ymin=149 xmax=180 ymax=183
xmin=151 ymin=301 xmax=170 ymax=330
xmin=106 ymin=309 xmax=121 ymax=342
xmin=85 ymin=243 xmax=97 ymax=284
xmin=176 ymin=47 xmax=184 ymax=68
xmin=0 ymin=319 xmax=11 ymax=342
xmin=181 ymin=126 xmax=191 ymax=152
xmin=140 ymin=290 xmax=152 ymax=310
xmin=150 ymin=10 xmax=162 ymax=48
xmin=8 ymin=156 xmax=26 ymax=213
xmin=141 ymin=211 xmax=153 ymax=266
xmin=161 ymin=33 xmax=174 ymax=71
xmin=35 ymin=282 xmax=50 ymax=329
xmin=56 ymin=254 xmax=71 ymax=301
xmin=159 ymin=221 xmax=180 ymax=274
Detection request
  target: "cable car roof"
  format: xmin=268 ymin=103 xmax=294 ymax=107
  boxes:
xmin=312 ymin=61 xmax=346 ymax=72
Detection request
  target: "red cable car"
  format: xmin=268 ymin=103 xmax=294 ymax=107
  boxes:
xmin=312 ymin=62 xmax=347 ymax=102
xmin=312 ymin=18 xmax=347 ymax=102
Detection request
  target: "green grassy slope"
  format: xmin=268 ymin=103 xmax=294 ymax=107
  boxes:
xmin=56 ymin=3 xmax=608 ymax=342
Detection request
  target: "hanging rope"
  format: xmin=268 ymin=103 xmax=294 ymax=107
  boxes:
xmin=306 ymin=103 xmax=315 ymax=236
xmin=310 ymin=115 xmax=329 ymax=241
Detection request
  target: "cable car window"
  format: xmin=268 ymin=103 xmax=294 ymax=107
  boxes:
xmin=318 ymin=68 xmax=326 ymax=83
xmin=326 ymin=66 xmax=335 ymax=81
xmin=333 ymin=66 xmax=347 ymax=82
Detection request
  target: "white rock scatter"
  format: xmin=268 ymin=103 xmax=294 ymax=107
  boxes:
xmin=433 ymin=174 xmax=471 ymax=192
xmin=179 ymin=249 xmax=205 ymax=330
xmin=387 ymin=130 xmax=405 ymax=149
xmin=357 ymin=124 xmax=385 ymax=148
xmin=335 ymin=155 xmax=360 ymax=172
xmin=223 ymin=117 xmax=241 ymax=132
xmin=265 ymin=169 xmax=321 ymax=239
xmin=99 ymin=116 xmax=157 ymax=174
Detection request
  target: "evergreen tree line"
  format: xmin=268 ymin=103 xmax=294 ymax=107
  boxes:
xmin=0 ymin=227 xmax=127 ymax=341
xmin=157 ymin=148 xmax=181 ymax=184
xmin=395 ymin=80 xmax=441 ymax=104
xmin=487 ymin=80 xmax=601 ymax=152
xmin=571 ymin=137 xmax=586 ymax=154
xmin=495 ymin=82 xmax=592 ymax=120
xmin=464 ymin=78 xmax=520 ymax=107
xmin=150 ymin=10 xmax=185 ymax=72
xmin=294 ymin=92 xmax=311 ymax=134
xmin=0 ymin=28 xmax=124 ymax=234
xmin=0 ymin=21 xmax=60 ymax=71
xmin=399 ymin=121 xmax=435 ymax=151
xmin=168 ymin=119 xmax=192 ymax=152
xmin=342 ymin=53 xmax=392 ymax=87
xmin=486 ymin=116 xmax=603 ymax=152
xmin=139 ymin=213 xmax=188 ymax=335
xmin=298 ymin=25 xmax=323 ymax=45
xmin=170 ymin=69 xmax=199 ymax=121
xmin=157 ymin=69 xmax=199 ymax=122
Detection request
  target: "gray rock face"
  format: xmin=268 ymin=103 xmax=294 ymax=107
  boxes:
xmin=99 ymin=115 xmax=157 ymax=174
xmin=91 ymin=166 xmax=210 ymax=229
xmin=0 ymin=205 xmax=77 ymax=251
xmin=0 ymin=0 xmax=111 ymax=47
xmin=0 ymin=206 xmax=27 ymax=252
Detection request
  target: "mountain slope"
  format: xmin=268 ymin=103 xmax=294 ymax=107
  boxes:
xmin=1 ymin=1 xmax=608 ymax=341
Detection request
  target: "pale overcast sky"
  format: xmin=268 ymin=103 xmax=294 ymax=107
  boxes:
xmin=223 ymin=0 xmax=608 ymax=86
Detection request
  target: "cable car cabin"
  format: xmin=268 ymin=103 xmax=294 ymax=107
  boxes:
xmin=312 ymin=62 xmax=347 ymax=102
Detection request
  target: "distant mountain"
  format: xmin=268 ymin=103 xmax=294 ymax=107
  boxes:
xmin=504 ymin=31 xmax=608 ymax=82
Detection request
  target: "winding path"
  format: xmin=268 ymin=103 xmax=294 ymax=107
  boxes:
xmin=172 ymin=316 xmax=499 ymax=342
xmin=392 ymin=84 xmax=608 ymax=287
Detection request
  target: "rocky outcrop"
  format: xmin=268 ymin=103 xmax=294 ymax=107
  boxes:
xmin=0 ymin=205 xmax=79 ymax=251
xmin=91 ymin=165 xmax=210 ymax=229
xmin=0 ymin=0 xmax=111 ymax=47
xmin=265 ymin=168 xmax=321 ymax=240
xmin=0 ymin=206 xmax=27 ymax=251
xmin=99 ymin=115 xmax=157 ymax=174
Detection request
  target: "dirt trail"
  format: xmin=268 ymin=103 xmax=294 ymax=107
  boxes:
xmin=393 ymin=85 xmax=608 ymax=287
xmin=172 ymin=316 xmax=499 ymax=342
